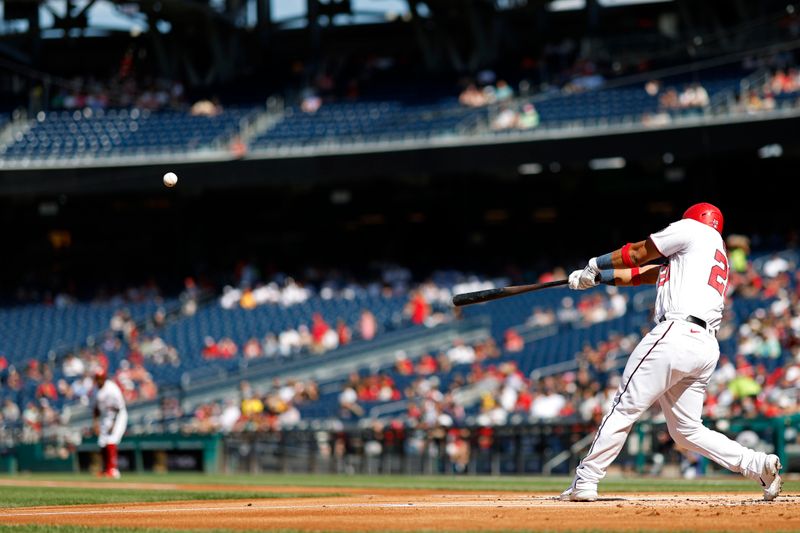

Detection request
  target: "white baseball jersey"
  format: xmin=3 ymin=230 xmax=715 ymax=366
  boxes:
xmin=95 ymin=380 xmax=127 ymax=447
xmin=649 ymin=218 xmax=728 ymax=331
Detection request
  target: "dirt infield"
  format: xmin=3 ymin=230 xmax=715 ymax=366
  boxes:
xmin=1 ymin=481 xmax=799 ymax=531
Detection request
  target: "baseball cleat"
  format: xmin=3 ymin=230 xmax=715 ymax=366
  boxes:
xmin=100 ymin=468 xmax=121 ymax=479
xmin=559 ymin=486 xmax=598 ymax=502
xmin=760 ymin=454 xmax=782 ymax=501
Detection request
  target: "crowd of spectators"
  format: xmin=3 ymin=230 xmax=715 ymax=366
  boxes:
xmin=489 ymin=103 xmax=540 ymax=131
xmin=196 ymin=248 xmax=798 ymax=453
xmin=733 ymin=66 xmax=800 ymax=114
xmin=309 ymin=249 xmax=796 ymax=475
xmin=38 ymin=68 xmax=186 ymax=114
xmin=180 ymin=378 xmax=320 ymax=434
xmin=0 ymin=277 xmax=209 ymax=444
xmin=640 ymin=80 xmax=710 ymax=126
xmin=458 ymin=76 xmax=516 ymax=108
xmin=646 ymin=80 xmax=711 ymax=112
xmin=3 ymin=246 xmax=797 ymax=465
xmin=161 ymin=253 xmax=797 ymax=471
xmin=202 ymin=308 xmax=380 ymax=361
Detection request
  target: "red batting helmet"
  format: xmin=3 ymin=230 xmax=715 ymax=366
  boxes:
xmin=683 ymin=202 xmax=724 ymax=234
xmin=93 ymin=367 xmax=107 ymax=380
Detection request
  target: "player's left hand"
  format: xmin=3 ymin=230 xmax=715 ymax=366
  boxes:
xmin=569 ymin=261 xmax=599 ymax=290
xmin=568 ymin=269 xmax=590 ymax=290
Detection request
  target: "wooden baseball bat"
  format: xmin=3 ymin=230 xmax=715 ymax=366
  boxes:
xmin=452 ymin=279 xmax=569 ymax=307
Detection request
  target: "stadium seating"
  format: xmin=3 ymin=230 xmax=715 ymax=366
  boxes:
xmin=249 ymin=98 xmax=481 ymax=148
xmin=149 ymin=292 xmax=412 ymax=386
xmin=0 ymin=301 xmax=170 ymax=366
xmin=1 ymin=247 xmax=794 ymax=434
xmin=0 ymin=69 xmax=775 ymax=159
xmin=295 ymin=298 xmax=652 ymax=421
xmin=249 ymin=75 xmax=746 ymax=148
xmin=0 ymin=107 xmax=257 ymax=160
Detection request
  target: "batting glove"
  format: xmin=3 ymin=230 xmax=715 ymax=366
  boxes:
xmin=577 ymin=257 xmax=600 ymax=290
xmin=568 ymin=270 xmax=586 ymax=290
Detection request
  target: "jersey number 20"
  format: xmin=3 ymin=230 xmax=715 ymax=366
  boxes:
xmin=707 ymin=249 xmax=729 ymax=296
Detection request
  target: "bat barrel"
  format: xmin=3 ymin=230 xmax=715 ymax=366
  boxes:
xmin=452 ymin=279 xmax=569 ymax=307
xmin=452 ymin=287 xmax=506 ymax=307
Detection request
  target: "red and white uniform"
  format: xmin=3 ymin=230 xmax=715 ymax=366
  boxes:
xmin=651 ymin=218 xmax=727 ymax=332
xmin=571 ymin=219 xmax=770 ymax=491
xmin=95 ymin=379 xmax=127 ymax=447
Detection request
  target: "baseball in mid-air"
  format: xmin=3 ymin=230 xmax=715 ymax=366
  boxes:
xmin=163 ymin=172 xmax=178 ymax=187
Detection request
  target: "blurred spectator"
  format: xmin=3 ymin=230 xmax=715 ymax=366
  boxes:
xmin=530 ymin=378 xmax=567 ymax=419
xmin=240 ymin=288 xmax=257 ymax=310
xmin=527 ymin=307 xmax=556 ymax=327
xmin=262 ymin=333 xmax=280 ymax=358
xmin=181 ymin=277 xmax=200 ymax=316
xmin=395 ymin=351 xmax=414 ymax=375
xmin=358 ymin=309 xmax=378 ymax=340
xmin=557 ymin=296 xmax=580 ymax=325
xmin=645 ymin=80 xmax=661 ymax=96
xmin=2 ymin=399 xmax=20 ymax=424
xmin=243 ymin=337 xmax=263 ymax=359
xmin=416 ymin=353 xmax=439 ymax=375
xmin=491 ymin=106 xmax=518 ymax=130
xmin=278 ymin=327 xmax=301 ymax=356
xmin=62 ymin=353 xmax=85 ymax=378
xmin=762 ymin=253 xmax=791 ymax=278
xmin=336 ymin=319 xmax=352 ymax=346
xmin=406 ymin=290 xmax=431 ymax=326
xmin=727 ymin=234 xmax=751 ymax=273
xmin=311 ymin=313 xmax=331 ymax=353
xmin=504 ymin=329 xmax=524 ymax=352
xmin=517 ymin=103 xmax=540 ymax=129
xmin=459 ymin=83 xmax=489 ymax=107
xmin=339 ymin=383 xmax=364 ymax=418
xmin=300 ymin=88 xmax=322 ymax=114
xmin=658 ymin=88 xmax=680 ymax=110
xmin=678 ymin=83 xmax=709 ymax=108
xmin=190 ymin=98 xmax=222 ymax=117
xmin=495 ymin=80 xmax=514 ymax=101
xmin=446 ymin=340 xmax=476 ymax=365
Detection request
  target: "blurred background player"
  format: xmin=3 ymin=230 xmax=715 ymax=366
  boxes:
xmin=92 ymin=367 xmax=128 ymax=479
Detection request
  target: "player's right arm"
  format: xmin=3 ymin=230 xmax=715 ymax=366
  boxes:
xmin=569 ymin=238 xmax=664 ymax=290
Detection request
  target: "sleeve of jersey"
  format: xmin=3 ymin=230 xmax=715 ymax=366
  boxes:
xmin=649 ymin=220 xmax=692 ymax=257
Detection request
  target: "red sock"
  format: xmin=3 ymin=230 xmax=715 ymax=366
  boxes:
xmin=107 ymin=444 xmax=118 ymax=471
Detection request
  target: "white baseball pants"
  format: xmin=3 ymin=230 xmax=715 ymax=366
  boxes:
xmin=98 ymin=410 xmax=128 ymax=447
xmin=572 ymin=319 xmax=769 ymax=489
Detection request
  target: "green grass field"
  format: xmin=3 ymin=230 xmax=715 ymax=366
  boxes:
xmin=0 ymin=473 xmax=795 ymax=533
xmin=2 ymin=471 xmax=797 ymax=494
xmin=0 ymin=484 xmax=338 ymax=508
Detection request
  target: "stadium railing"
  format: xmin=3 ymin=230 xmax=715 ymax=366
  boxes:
xmin=24 ymin=414 xmax=791 ymax=476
